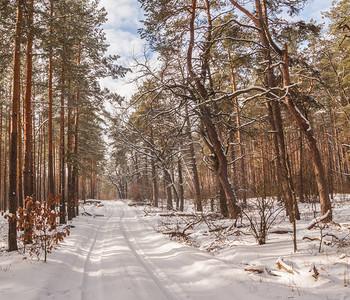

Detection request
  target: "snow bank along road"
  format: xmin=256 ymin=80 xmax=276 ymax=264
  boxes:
xmin=0 ymin=201 xmax=321 ymax=300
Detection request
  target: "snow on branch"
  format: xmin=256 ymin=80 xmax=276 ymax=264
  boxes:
xmin=276 ymin=257 xmax=298 ymax=275
xmin=306 ymin=210 xmax=331 ymax=230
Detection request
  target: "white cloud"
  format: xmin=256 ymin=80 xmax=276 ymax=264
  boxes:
xmin=100 ymin=75 xmax=136 ymax=98
xmin=99 ymin=0 xmax=141 ymax=30
xmin=301 ymin=0 xmax=332 ymax=22
xmin=98 ymin=0 xmax=146 ymax=99
xmin=104 ymin=28 xmax=146 ymax=63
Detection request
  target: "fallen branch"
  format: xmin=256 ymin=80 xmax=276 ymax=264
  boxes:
xmin=159 ymin=213 xmax=196 ymax=217
xmin=93 ymin=214 xmax=104 ymax=218
xmin=306 ymin=210 xmax=330 ymax=230
xmin=245 ymin=266 xmax=281 ymax=277
xmin=163 ymin=231 xmax=189 ymax=237
xmin=271 ymin=229 xmax=291 ymax=234
xmin=302 ymin=236 xmax=321 ymax=242
xmin=209 ymin=226 xmax=229 ymax=233
xmin=128 ymin=202 xmax=151 ymax=207
xmin=85 ymin=199 xmax=101 ymax=204
xmin=82 ymin=212 xmax=92 ymax=216
xmin=245 ymin=267 xmax=264 ymax=274
xmin=276 ymin=257 xmax=296 ymax=275
xmin=309 ymin=263 xmax=319 ymax=279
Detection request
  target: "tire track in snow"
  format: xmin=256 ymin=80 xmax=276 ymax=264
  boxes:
xmin=40 ymin=216 xmax=103 ymax=300
xmin=118 ymin=204 xmax=190 ymax=300
xmin=80 ymin=216 xmax=109 ymax=300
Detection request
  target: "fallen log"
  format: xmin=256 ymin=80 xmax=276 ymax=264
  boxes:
xmin=302 ymin=236 xmax=321 ymax=242
xmin=276 ymin=257 xmax=296 ymax=275
xmin=244 ymin=267 xmax=264 ymax=274
xmin=306 ymin=210 xmax=330 ymax=230
xmin=159 ymin=213 xmax=196 ymax=217
xmin=309 ymin=263 xmax=319 ymax=280
xmin=162 ymin=231 xmax=189 ymax=238
xmin=209 ymin=226 xmax=229 ymax=233
xmin=271 ymin=230 xmax=292 ymax=234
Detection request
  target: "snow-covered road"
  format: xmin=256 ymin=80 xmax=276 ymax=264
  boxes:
xmin=79 ymin=202 xmax=183 ymax=300
xmin=0 ymin=201 xmax=322 ymax=300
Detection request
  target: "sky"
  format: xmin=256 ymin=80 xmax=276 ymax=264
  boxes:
xmin=98 ymin=0 xmax=145 ymax=99
xmin=98 ymin=0 xmax=333 ymax=99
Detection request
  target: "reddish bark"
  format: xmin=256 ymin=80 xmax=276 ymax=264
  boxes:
xmin=8 ymin=0 xmax=24 ymax=251
xmin=23 ymin=0 xmax=35 ymax=203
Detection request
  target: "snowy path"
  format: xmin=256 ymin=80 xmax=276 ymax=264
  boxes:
xmin=79 ymin=203 xmax=181 ymax=300
xmin=0 ymin=200 xmax=322 ymax=300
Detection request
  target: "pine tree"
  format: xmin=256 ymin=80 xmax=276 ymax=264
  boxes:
xmin=8 ymin=0 xmax=25 ymax=252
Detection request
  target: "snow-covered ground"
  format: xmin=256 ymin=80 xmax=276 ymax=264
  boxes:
xmin=0 ymin=198 xmax=350 ymax=299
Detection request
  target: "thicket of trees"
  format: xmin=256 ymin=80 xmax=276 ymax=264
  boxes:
xmin=1 ymin=0 xmax=349 ymax=252
xmin=107 ymin=0 xmax=349 ymax=223
xmin=0 ymin=0 xmax=126 ymax=251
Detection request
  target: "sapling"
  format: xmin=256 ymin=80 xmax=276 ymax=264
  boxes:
xmin=4 ymin=196 xmax=70 ymax=261
xmin=243 ymin=197 xmax=284 ymax=245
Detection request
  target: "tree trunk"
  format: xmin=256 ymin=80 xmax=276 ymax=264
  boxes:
xmin=90 ymin=158 xmax=94 ymax=199
xmin=37 ymin=118 xmax=42 ymax=203
xmin=0 ymin=105 xmax=2 ymax=210
xmin=8 ymin=0 xmax=24 ymax=251
xmin=73 ymin=102 xmax=79 ymax=216
xmin=32 ymin=102 xmax=36 ymax=201
xmin=59 ymin=62 xmax=66 ymax=224
xmin=322 ymin=114 xmax=334 ymax=200
xmin=23 ymin=0 xmax=34 ymax=204
xmin=202 ymin=114 xmax=241 ymax=218
xmin=150 ymin=128 xmax=158 ymax=207
xmin=5 ymin=112 xmax=10 ymax=210
xmin=47 ymin=0 xmax=55 ymax=209
xmin=227 ymin=0 xmax=300 ymax=221
xmin=187 ymin=0 xmax=240 ymax=218
xmin=281 ymin=44 xmax=332 ymax=221
xmin=67 ymin=81 xmax=74 ymax=220
xmin=298 ymin=130 xmax=305 ymax=202
xmin=4 ymin=112 xmax=10 ymax=210
xmin=178 ymin=158 xmax=184 ymax=211
xmin=151 ymin=161 xmax=158 ymax=207
xmin=228 ymin=60 xmax=247 ymax=204
xmin=258 ymin=0 xmax=299 ymax=221
xmin=271 ymin=101 xmax=300 ymax=220
xmin=164 ymin=169 xmax=173 ymax=210
xmin=72 ymin=44 xmax=81 ymax=216
xmin=17 ymin=91 xmax=23 ymax=208
xmin=185 ymin=105 xmax=202 ymax=211
xmin=82 ymin=174 xmax=86 ymax=203
xmin=171 ymin=164 xmax=180 ymax=209
xmin=218 ymin=177 xmax=229 ymax=217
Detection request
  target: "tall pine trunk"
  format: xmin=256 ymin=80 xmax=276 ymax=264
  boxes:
xmin=164 ymin=169 xmax=173 ymax=210
xmin=73 ymin=101 xmax=79 ymax=216
xmin=228 ymin=59 xmax=247 ymax=204
xmin=281 ymin=45 xmax=332 ymax=221
xmin=59 ymin=62 xmax=66 ymax=224
xmin=185 ymin=105 xmax=202 ymax=211
xmin=150 ymin=128 xmax=158 ymax=207
xmin=47 ymin=0 xmax=55 ymax=208
xmin=67 ymin=81 xmax=74 ymax=220
xmin=23 ymin=0 xmax=35 ymax=203
xmin=72 ymin=45 xmax=81 ymax=216
xmin=17 ymin=105 xmax=23 ymax=208
xmin=187 ymin=0 xmax=240 ymax=218
xmin=0 ymin=105 xmax=2 ymax=210
xmin=178 ymin=158 xmax=184 ymax=211
xmin=8 ymin=0 xmax=24 ymax=251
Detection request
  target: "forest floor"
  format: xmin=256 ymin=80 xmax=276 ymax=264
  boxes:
xmin=0 ymin=198 xmax=350 ymax=300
